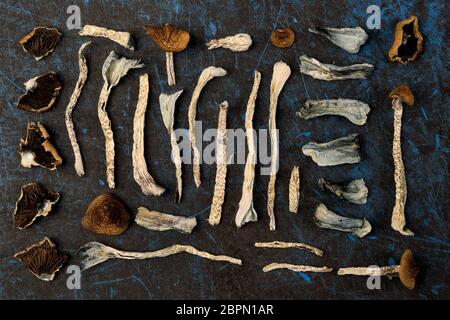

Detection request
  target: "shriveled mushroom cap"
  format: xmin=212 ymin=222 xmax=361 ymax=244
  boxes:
xmin=389 ymin=85 xmax=414 ymax=106
xmin=271 ymin=27 xmax=295 ymax=48
xmin=399 ymin=249 xmax=419 ymax=289
xmin=144 ymin=23 xmax=190 ymax=52
xmin=18 ymin=72 xmax=62 ymax=112
xmin=19 ymin=27 xmax=62 ymax=60
xmin=388 ymin=16 xmax=423 ymax=63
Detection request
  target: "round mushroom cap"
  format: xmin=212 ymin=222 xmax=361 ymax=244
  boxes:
xmin=271 ymin=27 xmax=295 ymax=48
xmin=144 ymin=23 xmax=190 ymax=52
xmin=389 ymin=85 xmax=414 ymax=106
xmin=399 ymin=249 xmax=419 ymax=289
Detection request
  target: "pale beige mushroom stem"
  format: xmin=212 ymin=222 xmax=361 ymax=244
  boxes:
xmin=255 ymin=241 xmax=323 ymax=256
xmin=166 ymin=52 xmax=175 ymax=86
xmin=289 ymin=166 xmax=300 ymax=213
xmin=337 ymin=265 xmax=400 ymax=276
xmin=263 ymin=263 xmax=332 ymax=273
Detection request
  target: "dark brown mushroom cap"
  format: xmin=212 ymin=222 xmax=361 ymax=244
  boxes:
xmin=19 ymin=122 xmax=63 ymax=170
xmin=271 ymin=27 xmax=295 ymax=48
xmin=14 ymin=237 xmax=68 ymax=281
xmin=399 ymin=249 xmax=419 ymax=289
xmin=14 ymin=183 xmax=60 ymax=229
xmin=388 ymin=16 xmax=423 ymax=63
xmin=19 ymin=27 xmax=62 ymax=60
xmin=143 ymin=24 xmax=190 ymax=52
xmin=18 ymin=72 xmax=61 ymax=112
xmin=82 ymin=193 xmax=130 ymax=236
xmin=389 ymin=85 xmax=414 ymax=106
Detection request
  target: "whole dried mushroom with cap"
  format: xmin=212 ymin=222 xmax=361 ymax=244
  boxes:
xmin=19 ymin=27 xmax=62 ymax=60
xmin=82 ymin=193 xmax=130 ymax=235
xmin=271 ymin=27 xmax=295 ymax=48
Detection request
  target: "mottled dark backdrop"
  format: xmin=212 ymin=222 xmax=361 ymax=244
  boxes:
xmin=0 ymin=0 xmax=448 ymax=300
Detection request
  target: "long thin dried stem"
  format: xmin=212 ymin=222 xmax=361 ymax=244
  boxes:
xmin=263 ymin=263 xmax=332 ymax=273
xmin=337 ymin=265 xmax=400 ymax=276
xmin=166 ymin=52 xmax=175 ymax=86
xmin=255 ymin=241 xmax=323 ymax=256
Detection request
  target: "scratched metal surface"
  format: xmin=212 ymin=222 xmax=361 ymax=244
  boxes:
xmin=0 ymin=0 xmax=448 ymax=300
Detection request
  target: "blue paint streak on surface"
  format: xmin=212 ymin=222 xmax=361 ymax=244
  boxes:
xmin=298 ymin=272 xmax=313 ymax=284
xmin=98 ymin=179 xmax=106 ymax=186
xmin=81 ymin=128 xmax=88 ymax=134
xmin=346 ymin=234 xmax=357 ymax=242
xmin=435 ymin=134 xmax=440 ymax=150
xmin=388 ymin=258 xmax=396 ymax=266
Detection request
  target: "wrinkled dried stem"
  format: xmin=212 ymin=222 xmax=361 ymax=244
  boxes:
xmin=255 ymin=241 xmax=323 ymax=256
xmin=166 ymin=51 xmax=175 ymax=86
xmin=209 ymin=101 xmax=229 ymax=226
xmin=65 ymin=41 xmax=91 ymax=177
xmin=235 ymin=71 xmax=261 ymax=228
xmin=337 ymin=265 xmax=400 ymax=276
xmin=289 ymin=166 xmax=300 ymax=213
xmin=135 ymin=207 xmax=197 ymax=234
xmin=133 ymin=74 xmax=165 ymax=196
xmin=267 ymin=61 xmax=291 ymax=231
xmin=308 ymin=27 xmax=368 ymax=53
xmin=79 ymin=25 xmax=134 ymax=50
xmin=263 ymin=263 xmax=332 ymax=273
xmin=205 ymin=33 xmax=252 ymax=52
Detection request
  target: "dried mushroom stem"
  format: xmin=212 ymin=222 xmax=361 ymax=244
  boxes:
xmin=79 ymin=242 xmax=242 ymax=271
xmin=188 ymin=66 xmax=227 ymax=188
xmin=209 ymin=101 xmax=229 ymax=226
xmin=135 ymin=207 xmax=197 ymax=234
xmin=65 ymin=41 xmax=92 ymax=177
xmin=289 ymin=166 xmax=300 ymax=213
xmin=337 ymin=265 xmax=400 ymax=276
xmin=133 ymin=74 xmax=165 ymax=196
xmin=166 ymin=51 xmax=175 ymax=86
xmin=308 ymin=27 xmax=368 ymax=53
xmin=205 ymin=33 xmax=252 ymax=52
xmin=267 ymin=61 xmax=291 ymax=231
xmin=255 ymin=241 xmax=323 ymax=256
xmin=263 ymin=263 xmax=332 ymax=273
xmin=235 ymin=71 xmax=261 ymax=227
xmin=79 ymin=25 xmax=134 ymax=50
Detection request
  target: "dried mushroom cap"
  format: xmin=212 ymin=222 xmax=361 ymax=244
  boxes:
xmin=271 ymin=27 xmax=295 ymax=48
xmin=388 ymin=16 xmax=423 ymax=63
xmin=144 ymin=23 xmax=190 ymax=52
xmin=399 ymin=249 xmax=419 ymax=289
xmin=19 ymin=27 xmax=62 ymax=60
xmin=18 ymin=72 xmax=62 ymax=112
xmin=14 ymin=183 xmax=60 ymax=229
xmin=389 ymin=85 xmax=414 ymax=107
xmin=14 ymin=237 xmax=68 ymax=281
xmin=19 ymin=122 xmax=62 ymax=170
xmin=82 ymin=193 xmax=130 ymax=235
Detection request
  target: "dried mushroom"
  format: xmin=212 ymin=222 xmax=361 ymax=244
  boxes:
xmin=308 ymin=27 xmax=368 ymax=53
xmin=255 ymin=241 xmax=323 ymax=256
xmin=79 ymin=25 xmax=134 ymax=50
xmin=14 ymin=183 xmax=60 ymax=229
xmin=14 ymin=237 xmax=68 ymax=281
xmin=82 ymin=193 xmax=130 ymax=236
xmin=318 ymin=178 xmax=368 ymax=204
xmin=144 ymin=24 xmax=190 ymax=86
xmin=18 ymin=72 xmax=61 ymax=112
xmin=388 ymin=16 xmax=423 ymax=63
xmin=263 ymin=263 xmax=332 ymax=273
xmin=206 ymin=33 xmax=252 ymax=52
xmin=19 ymin=122 xmax=62 ymax=170
xmin=135 ymin=207 xmax=197 ymax=234
xmin=271 ymin=27 xmax=295 ymax=48
xmin=19 ymin=27 xmax=62 ymax=60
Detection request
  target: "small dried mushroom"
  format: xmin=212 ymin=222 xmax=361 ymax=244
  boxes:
xmin=338 ymin=249 xmax=419 ymax=290
xmin=299 ymin=55 xmax=373 ymax=81
xmin=288 ymin=166 xmax=300 ymax=213
xmin=19 ymin=27 xmax=62 ymax=60
xmin=14 ymin=237 xmax=68 ymax=281
xmin=135 ymin=207 xmax=197 ymax=234
xmin=14 ymin=183 xmax=60 ymax=229
xmin=144 ymin=24 xmax=190 ymax=86
xmin=308 ymin=27 xmax=368 ymax=53
xmin=318 ymin=178 xmax=368 ymax=204
xmin=388 ymin=16 xmax=423 ymax=63
xmin=19 ymin=122 xmax=62 ymax=170
xmin=79 ymin=25 xmax=134 ymax=50
xmin=313 ymin=203 xmax=372 ymax=238
xmin=271 ymin=27 xmax=295 ymax=48
xmin=18 ymin=72 xmax=61 ymax=112
xmin=302 ymin=133 xmax=360 ymax=167
xmin=263 ymin=263 xmax=332 ymax=274
xmin=206 ymin=33 xmax=252 ymax=52
xmin=297 ymin=99 xmax=371 ymax=126
xmin=82 ymin=193 xmax=130 ymax=236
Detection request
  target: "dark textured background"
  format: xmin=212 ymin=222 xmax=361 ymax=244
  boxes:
xmin=0 ymin=0 xmax=448 ymax=300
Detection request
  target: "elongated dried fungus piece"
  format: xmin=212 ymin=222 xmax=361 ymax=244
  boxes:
xmin=297 ymin=99 xmax=370 ymax=125
xmin=209 ymin=101 xmax=229 ymax=226
xmin=135 ymin=207 xmax=197 ymax=234
xmin=308 ymin=27 xmax=368 ymax=53
xmin=267 ymin=61 xmax=291 ymax=231
xmin=15 ymin=237 xmax=68 ymax=281
xmin=65 ymin=42 xmax=92 ymax=177
xmin=19 ymin=122 xmax=62 ymax=170
xmin=235 ymin=71 xmax=261 ymax=227
xmin=289 ymin=166 xmax=300 ymax=213
xmin=19 ymin=27 xmax=62 ymax=60
xmin=299 ymin=55 xmax=373 ymax=81
xmin=14 ymin=183 xmax=60 ymax=229
xmin=206 ymin=33 xmax=252 ymax=52
xmin=79 ymin=25 xmax=134 ymax=50
xmin=318 ymin=178 xmax=368 ymax=204
xmin=388 ymin=16 xmax=423 ymax=63
xmin=159 ymin=90 xmax=184 ymax=202
xmin=302 ymin=133 xmax=360 ymax=166
xmin=18 ymin=72 xmax=61 ymax=113
xmin=188 ymin=66 xmax=227 ymax=187
xmin=255 ymin=241 xmax=323 ymax=256
xmin=98 ymin=51 xmax=144 ymax=188
xmin=82 ymin=193 xmax=130 ymax=236
xmin=133 ymin=74 xmax=165 ymax=196
xmin=79 ymin=242 xmax=242 ymax=271
xmin=313 ymin=203 xmax=372 ymax=238
xmin=263 ymin=263 xmax=332 ymax=273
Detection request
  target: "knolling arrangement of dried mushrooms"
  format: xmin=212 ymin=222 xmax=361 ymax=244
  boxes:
xmin=10 ymin=15 xmax=425 ymax=291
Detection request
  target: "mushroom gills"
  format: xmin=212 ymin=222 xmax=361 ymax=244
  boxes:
xmin=19 ymin=27 xmax=62 ymax=60
xmin=318 ymin=178 xmax=368 ymax=204
xmin=18 ymin=72 xmax=62 ymax=112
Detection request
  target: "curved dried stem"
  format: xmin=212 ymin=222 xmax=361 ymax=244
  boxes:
xmin=255 ymin=241 xmax=323 ymax=256
xmin=79 ymin=25 xmax=134 ymax=50
xmin=263 ymin=263 xmax=332 ymax=273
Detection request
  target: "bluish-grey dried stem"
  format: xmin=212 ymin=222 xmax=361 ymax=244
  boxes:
xmin=308 ymin=27 xmax=368 ymax=53
xmin=318 ymin=178 xmax=368 ymax=204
